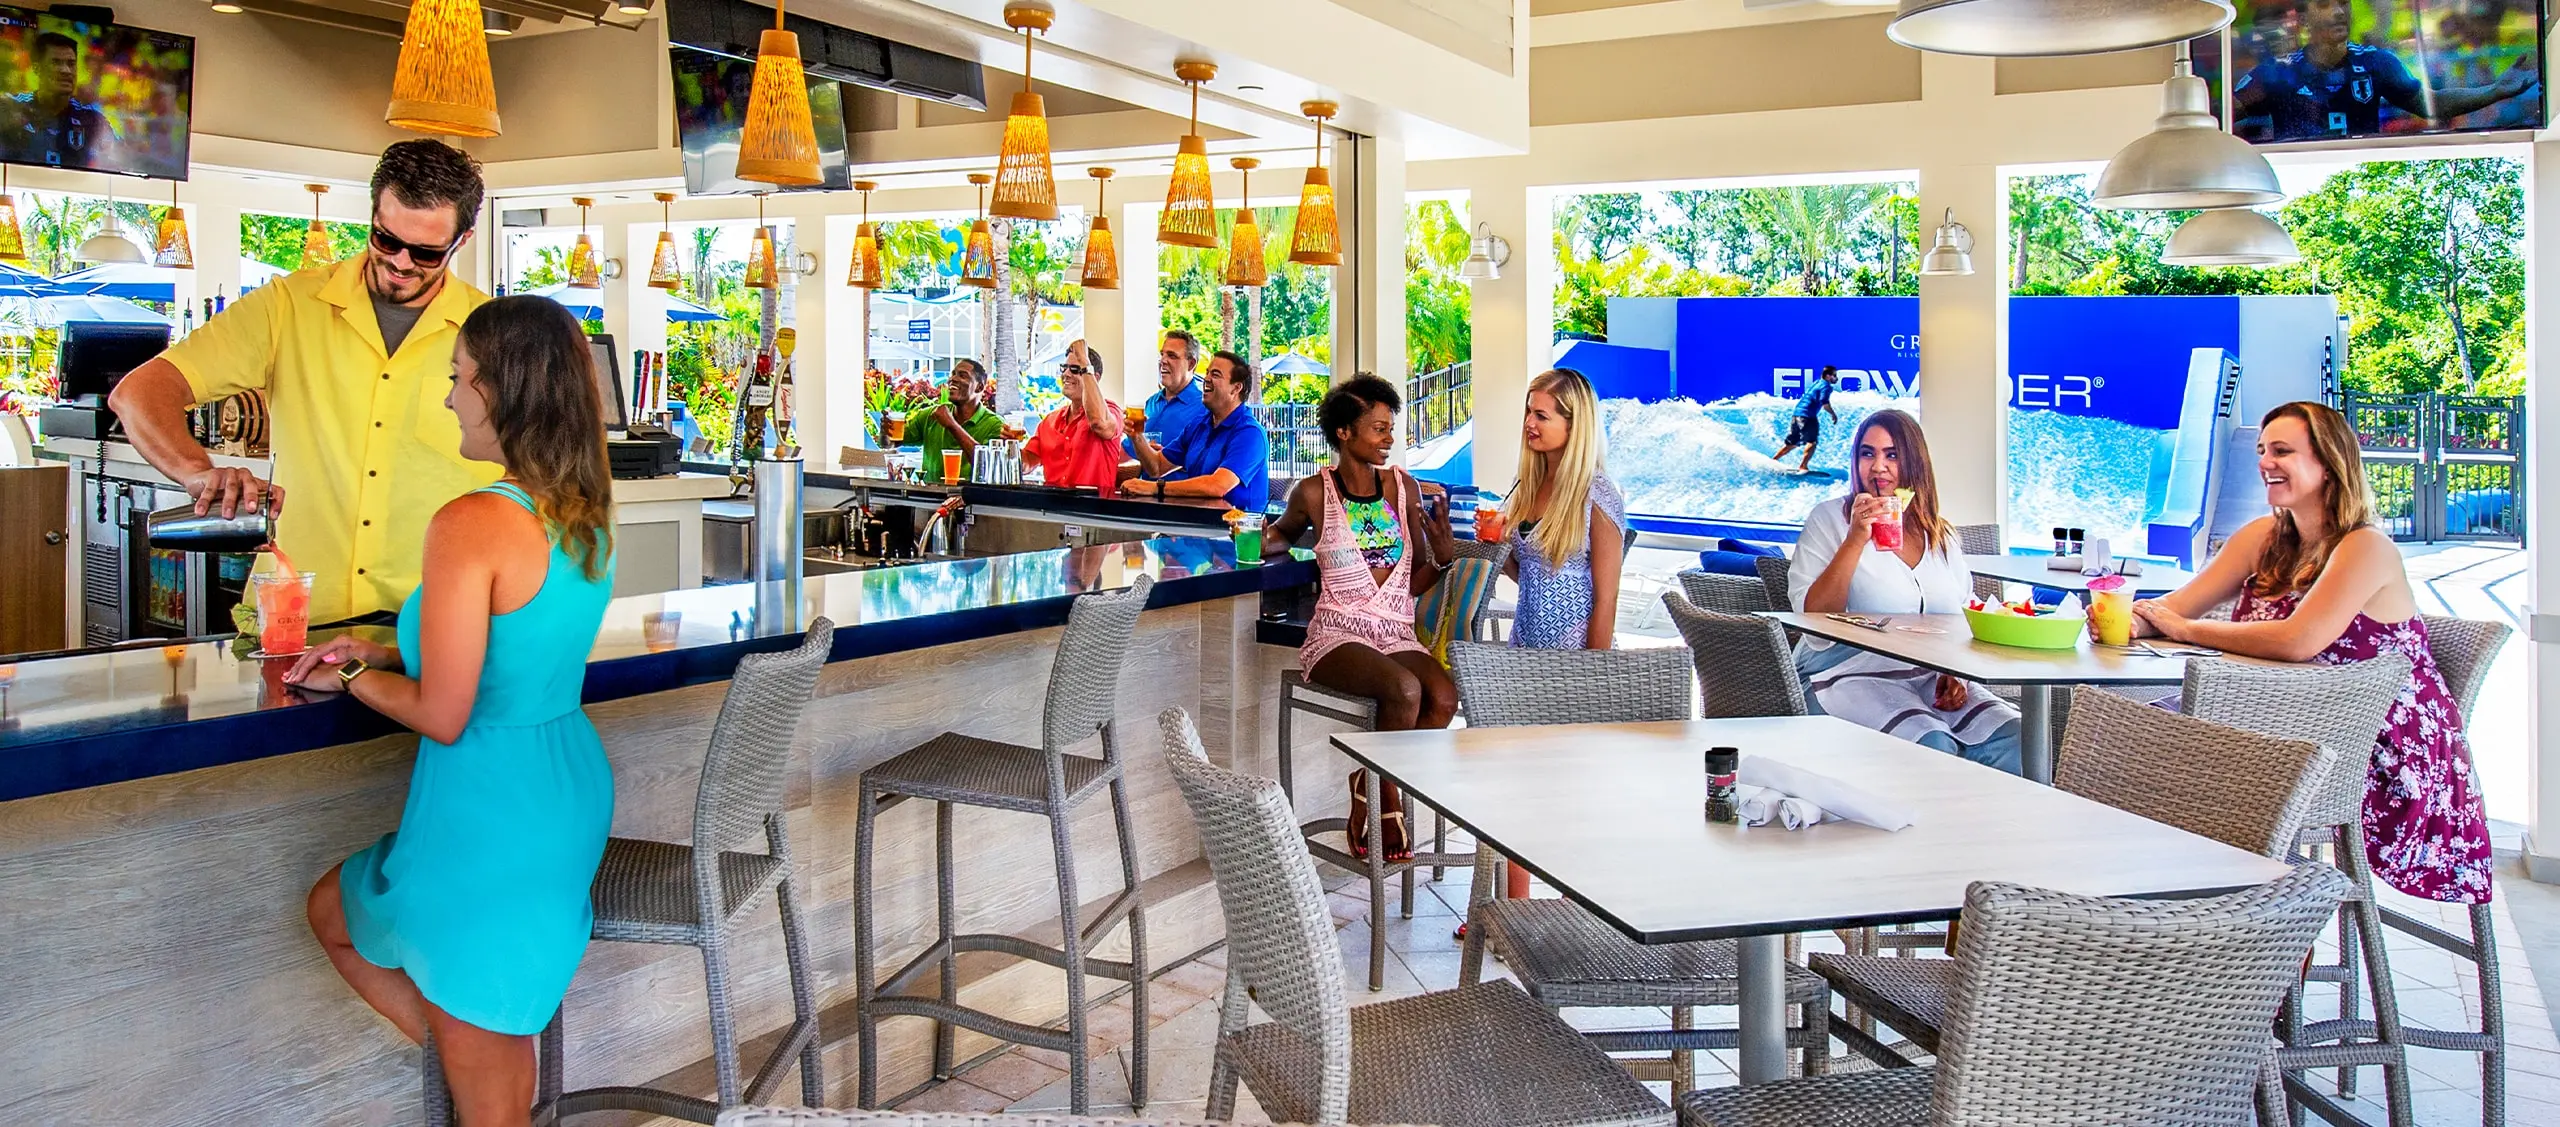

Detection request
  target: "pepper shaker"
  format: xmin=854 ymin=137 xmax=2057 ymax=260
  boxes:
xmin=1704 ymin=747 xmax=1740 ymax=824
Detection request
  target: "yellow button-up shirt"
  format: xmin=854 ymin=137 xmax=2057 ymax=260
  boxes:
xmin=165 ymin=258 xmax=495 ymax=625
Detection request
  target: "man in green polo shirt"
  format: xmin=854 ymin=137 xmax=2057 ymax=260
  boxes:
xmin=912 ymin=359 xmax=1006 ymax=480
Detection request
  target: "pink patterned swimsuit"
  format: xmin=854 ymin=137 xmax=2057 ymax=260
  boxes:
xmin=2237 ymin=587 xmax=2494 ymax=904
xmin=1299 ymin=468 xmax=1427 ymax=674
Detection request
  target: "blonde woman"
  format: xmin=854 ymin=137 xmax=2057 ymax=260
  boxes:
xmin=1500 ymin=367 xmax=1626 ymax=650
xmin=2133 ymin=401 xmax=2489 ymax=903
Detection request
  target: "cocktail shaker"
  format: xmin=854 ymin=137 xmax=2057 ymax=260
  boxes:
xmin=148 ymin=505 xmax=269 ymax=553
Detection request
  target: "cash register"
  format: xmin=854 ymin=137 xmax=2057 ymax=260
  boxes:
xmin=36 ymin=322 xmax=173 ymax=441
xmin=591 ymin=334 xmax=681 ymax=479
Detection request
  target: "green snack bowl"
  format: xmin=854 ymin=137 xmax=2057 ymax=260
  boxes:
xmin=1963 ymin=607 xmax=2085 ymax=650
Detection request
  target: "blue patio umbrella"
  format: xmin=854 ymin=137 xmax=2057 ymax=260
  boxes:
xmin=52 ymin=262 xmax=182 ymax=303
xmin=1259 ymin=350 xmax=1329 ymax=377
xmin=526 ymin=283 xmax=724 ymax=323
xmin=37 ymin=293 xmax=169 ymax=325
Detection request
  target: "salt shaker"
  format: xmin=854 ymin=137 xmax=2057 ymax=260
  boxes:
xmin=1704 ymin=747 xmax=1740 ymax=824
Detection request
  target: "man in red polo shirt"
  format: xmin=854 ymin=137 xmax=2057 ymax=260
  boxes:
xmin=1022 ymin=338 xmax=1124 ymax=490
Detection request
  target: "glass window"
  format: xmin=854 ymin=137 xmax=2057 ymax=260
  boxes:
xmin=1161 ymin=203 xmax=1334 ymax=479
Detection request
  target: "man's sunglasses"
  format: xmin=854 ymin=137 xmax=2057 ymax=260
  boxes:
xmin=1059 ymin=363 xmax=1090 ymax=376
xmin=369 ymin=225 xmax=465 ymax=269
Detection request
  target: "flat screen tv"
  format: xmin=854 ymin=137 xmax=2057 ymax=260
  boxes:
xmin=0 ymin=5 xmax=191 ymax=180
xmin=671 ymin=46 xmax=850 ymax=196
xmin=2199 ymin=0 xmax=2546 ymax=143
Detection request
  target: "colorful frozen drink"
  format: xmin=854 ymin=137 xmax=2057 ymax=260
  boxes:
xmin=1230 ymin=512 xmax=1264 ymax=564
xmin=1870 ymin=488 xmax=1910 ymax=552
xmin=250 ymin=570 xmax=314 ymax=657
xmin=2088 ymin=575 xmax=2133 ymax=647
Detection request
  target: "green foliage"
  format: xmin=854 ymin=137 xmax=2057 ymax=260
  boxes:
xmin=1405 ymin=199 xmax=1471 ymax=376
xmin=1158 ymin=205 xmax=1333 ymax=382
xmin=2007 ymin=158 xmax=2524 ymax=396
xmin=1548 ymin=181 xmax=1921 ymax=335
xmin=240 ymin=212 xmax=368 ymax=275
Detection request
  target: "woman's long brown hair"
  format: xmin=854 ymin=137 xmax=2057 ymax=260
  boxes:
xmin=2250 ymin=400 xmax=2375 ymax=599
xmin=459 ymin=296 xmax=614 ymax=580
xmin=1845 ymin=408 xmax=1951 ymax=557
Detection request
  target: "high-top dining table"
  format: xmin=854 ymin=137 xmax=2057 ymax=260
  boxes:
xmin=1764 ymin=611 xmax=2201 ymax=783
xmin=1331 ymin=717 xmax=2292 ymax=1085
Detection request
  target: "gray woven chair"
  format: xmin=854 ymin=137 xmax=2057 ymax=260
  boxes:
xmin=714 ymin=1112 xmax=1409 ymax=1127
xmin=1806 ymin=688 xmax=2335 ymax=1070
xmin=2181 ymin=654 xmax=2415 ymax=1127
xmin=1276 ymin=539 xmax=1494 ymax=991
xmin=1675 ymin=569 xmax=1772 ymax=615
xmin=1684 ymin=866 xmax=2350 ymax=1127
xmin=1752 ymin=555 xmax=1792 ymax=613
xmin=1661 ymin=592 xmax=1806 ymax=719
xmin=1159 ymin=709 xmax=1673 ymax=1127
xmin=854 ymin=578 xmax=1156 ymax=1114
xmin=458 ymin=619 xmax=836 ymax=1126
xmin=1446 ymin=642 xmax=1830 ymax=1096
xmin=2367 ymin=614 xmax=2513 ymax=1127
xmin=1950 ymin=523 xmax=2002 ymax=604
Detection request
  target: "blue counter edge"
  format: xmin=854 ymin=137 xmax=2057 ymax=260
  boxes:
xmin=4 ymin=558 xmax=1315 ymax=804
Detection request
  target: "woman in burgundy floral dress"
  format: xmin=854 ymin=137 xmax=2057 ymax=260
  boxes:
xmin=2124 ymin=400 xmax=2491 ymax=904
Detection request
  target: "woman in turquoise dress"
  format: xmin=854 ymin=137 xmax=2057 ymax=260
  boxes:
xmin=288 ymin=295 xmax=617 ymax=1127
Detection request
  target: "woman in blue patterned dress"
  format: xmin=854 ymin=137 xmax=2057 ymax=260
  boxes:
xmin=1499 ymin=367 xmax=1626 ymax=651
xmin=288 ymin=296 xmax=617 ymax=1127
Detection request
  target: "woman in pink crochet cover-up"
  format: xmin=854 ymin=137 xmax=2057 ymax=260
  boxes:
xmin=2125 ymin=401 xmax=2491 ymax=904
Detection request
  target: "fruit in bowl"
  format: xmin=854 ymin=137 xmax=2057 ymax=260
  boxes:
xmin=1962 ymin=597 xmax=2085 ymax=649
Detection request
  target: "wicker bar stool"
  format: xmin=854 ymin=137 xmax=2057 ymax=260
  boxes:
xmin=1751 ymin=556 xmax=1792 ymax=616
xmin=451 ymin=619 xmax=836 ymax=1126
xmin=1447 ymin=640 xmax=1831 ymax=1096
xmin=1276 ymin=539 xmax=1504 ymax=991
xmin=1673 ymin=569 xmax=1771 ymax=615
xmin=1805 ymin=687 xmax=2337 ymax=1071
xmin=1682 ymin=865 xmax=2350 ymax=1127
xmin=1951 ymin=523 xmax=2003 ymax=603
xmin=853 ymin=578 xmax=1155 ymax=1115
xmin=1160 ymin=709 xmax=1673 ymax=1127
xmin=2181 ymin=655 xmax=2415 ymax=1127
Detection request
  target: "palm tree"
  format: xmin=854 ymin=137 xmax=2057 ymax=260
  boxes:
xmin=689 ymin=225 xmax=719 ymax=306
xmin=1742 ymin=184 xmax=1889 ymax=294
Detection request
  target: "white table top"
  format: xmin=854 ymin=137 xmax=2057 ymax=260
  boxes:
xmin=1969 ymin=553 xmax=2196 ymax=595
xmin=1331 ymin=717 xmax=2289 ymax=945
xmin=1765 ymin=611 xmax=2197 ymax=687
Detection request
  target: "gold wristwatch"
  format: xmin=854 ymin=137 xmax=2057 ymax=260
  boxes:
xmin=336 ymin=657 xmax=371 ymax=688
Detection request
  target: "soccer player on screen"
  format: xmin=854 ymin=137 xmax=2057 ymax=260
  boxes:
xmin=3 ymin=31 xmax=113 ymax=169
xmin=2235 ymin=0 xmax=2537 ymax=141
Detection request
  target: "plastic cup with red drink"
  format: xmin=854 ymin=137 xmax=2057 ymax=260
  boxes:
xmin=1870 ymin=488 xmax=1912 ymax=552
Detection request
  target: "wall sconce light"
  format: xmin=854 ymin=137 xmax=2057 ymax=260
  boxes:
xmin=1918 ymin=208 xmax=1975 ymax=276
xmin=1459 ymin=221 xmax=1510 ymax=281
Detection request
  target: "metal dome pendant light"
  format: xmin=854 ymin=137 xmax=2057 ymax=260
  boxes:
xmin=647 ymin=192 xmax=683 ymax=290
xmin=299 ymin=184 xmax=334 ymax=269
xmin=846 ymin=180 xmax=883 ymax=289
xmin=567 ymin=197 xmax=602 ymax=288
xmin=1224 ymin=157 xmax=1266 ymax=288
xmin=736 ymin=0 xmax=823 ymax=187
xmin=155 ymin=179 xmax=193 ymax=269
xmin=0 ymin=168 xmax=27 ymax=264
xmin=745 ymin=194 xmax=779 ymax=290
xmin=387 ymin=0 xmax=501 ymax=137
xmin=1081 ymin=167 xmax=1118 ymax=290
xmin=1288 ymin=100 xmax=1341 ymax=267
xmin=2163 ymin=208 xmax=2299 ymax=266
xmin=989 ymin=2 xmax=1058 ymax=221
xmin=78 ymin=180 xmax=146 ymax=265
xmin=1887 ymin=0 xmax=2233 ymax=57
xmin=1160 ymin=61 xmax=1220 ymax=249
xmin=2094 ymin=41 xmax=2281 ymax=211
xmin=962 ymin=173 xmax=998 ymax=288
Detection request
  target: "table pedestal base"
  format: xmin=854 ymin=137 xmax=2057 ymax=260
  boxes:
xmin=2019 ymin=683 xmax=2054 ymax=784
xmin=1736 ymin=933 xmax=1789 ymax=1084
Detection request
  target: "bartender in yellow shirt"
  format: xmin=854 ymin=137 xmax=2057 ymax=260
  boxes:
xmin=110 ymin=140 xmax=497 ymax=626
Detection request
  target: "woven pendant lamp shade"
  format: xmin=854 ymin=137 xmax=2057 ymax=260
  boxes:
xmin=647 ymin=192 xmax=682 ymax=290
xmin=1080 ymin=167 xmax=1117 ymax=290
xmin=1159 ymin=61 xmax=1219 ymax=249
xmin=744 ymin=195 xmax=778 ymax=289
xmin=961 ymin=173 xmax=998 ymax=288
xmin=386 ymin=0 xmax=501 ymax=137
xmin=0 ymin=169 xmax=22 ymax=263
xmin=301 ymin=184 xmax=334 ymax=269
xmin=737 ymin=18 xmax=822 ymax=187
xmin=1224 ymin=157 xmax=1265 ymax=288
xmin=846 ymin=180 xmax=882 ymax=288
xmin=1289 ymin=101 xmax=1341 ymax=267
xmin=567 ymin=197 xmax=602 ymax=288
xmin=989 ymin=5 xmax=1058 ymax=221
xmin=156 ymin=210 xmax=193 ymax=268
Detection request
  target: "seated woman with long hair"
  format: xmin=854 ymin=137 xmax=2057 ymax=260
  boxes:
xmin=1789 ymin=409 xmax=2023 ymax=774
xmin=291 ymin=295 xmax=619 ymax=1127
xmin=2127 ymin=400 xmax=2490 ymax=903
xmin=1498 ymin=367 xmax=1626 ymax=651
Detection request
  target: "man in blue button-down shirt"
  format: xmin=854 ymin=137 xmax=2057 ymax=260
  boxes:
xmin=1127 ymin=329 xmax=1211 ymax=458
xmin=1125 ymin=350 xmax=1270 ymax=512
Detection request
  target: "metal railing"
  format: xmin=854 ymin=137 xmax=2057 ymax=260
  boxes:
xmin=2340 ymin=390 xmax=2524 ymax=544
xmin=1408 ymin=361 xmax=1473 ymax=447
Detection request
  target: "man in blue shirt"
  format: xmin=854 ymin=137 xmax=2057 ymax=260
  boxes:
xmin=1769 ymin=364 xmax=1839 ymax=473
xmin=1125 ymin=350 xmax=1270 ymax=511
xmin=2234 ymin=0 xmax=2534 ymax=141
xmin=1127 ymin=329 xmax=1211 ymax=458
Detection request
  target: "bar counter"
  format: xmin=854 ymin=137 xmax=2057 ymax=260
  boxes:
xmin=1 ymin=537 xmax=1315 ymax=1125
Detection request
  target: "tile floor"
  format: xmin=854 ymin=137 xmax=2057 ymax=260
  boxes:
xmin=883 ymin=848 xmax=2558 ymax=1125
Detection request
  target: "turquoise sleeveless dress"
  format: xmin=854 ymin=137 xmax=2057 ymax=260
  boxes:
xmin=338 ymin=482 xmax=617 ymax=1036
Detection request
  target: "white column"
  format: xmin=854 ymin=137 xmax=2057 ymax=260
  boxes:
xmin=1468 ymin=172 xmax=1533 ymax=495
xmin=2520 ymin=140 xmax=2560 ymax=882
xmin=1118 ymin=199 xmax=1163 ymax=406
xmin=1343 ymin=134 xmax=1409 ymax=389
xmin=597 ymin=215 xmax=633 ymax=351
xmin=1914 ymin=52 xmax=2006 ymax=529
xmin=787 ymin=219 xmax=830 ymax=459
xmin=822 ymin=213 xmax=868 ymax=462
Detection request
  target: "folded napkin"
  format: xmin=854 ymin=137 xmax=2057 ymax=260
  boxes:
xmin=1732 ymin=784 xmax=1828 ymax=831
xmin=1738 ymin=755 xmax=1917 ymax=832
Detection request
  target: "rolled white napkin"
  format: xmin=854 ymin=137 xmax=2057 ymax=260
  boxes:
xmin=1778 ymin=795 xmax=1826 ymax=830
xmin=1732 ymin=783 xmax=1783 ymax=827
xmin=1738 ymin=754 xmax=1917 ymax=832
